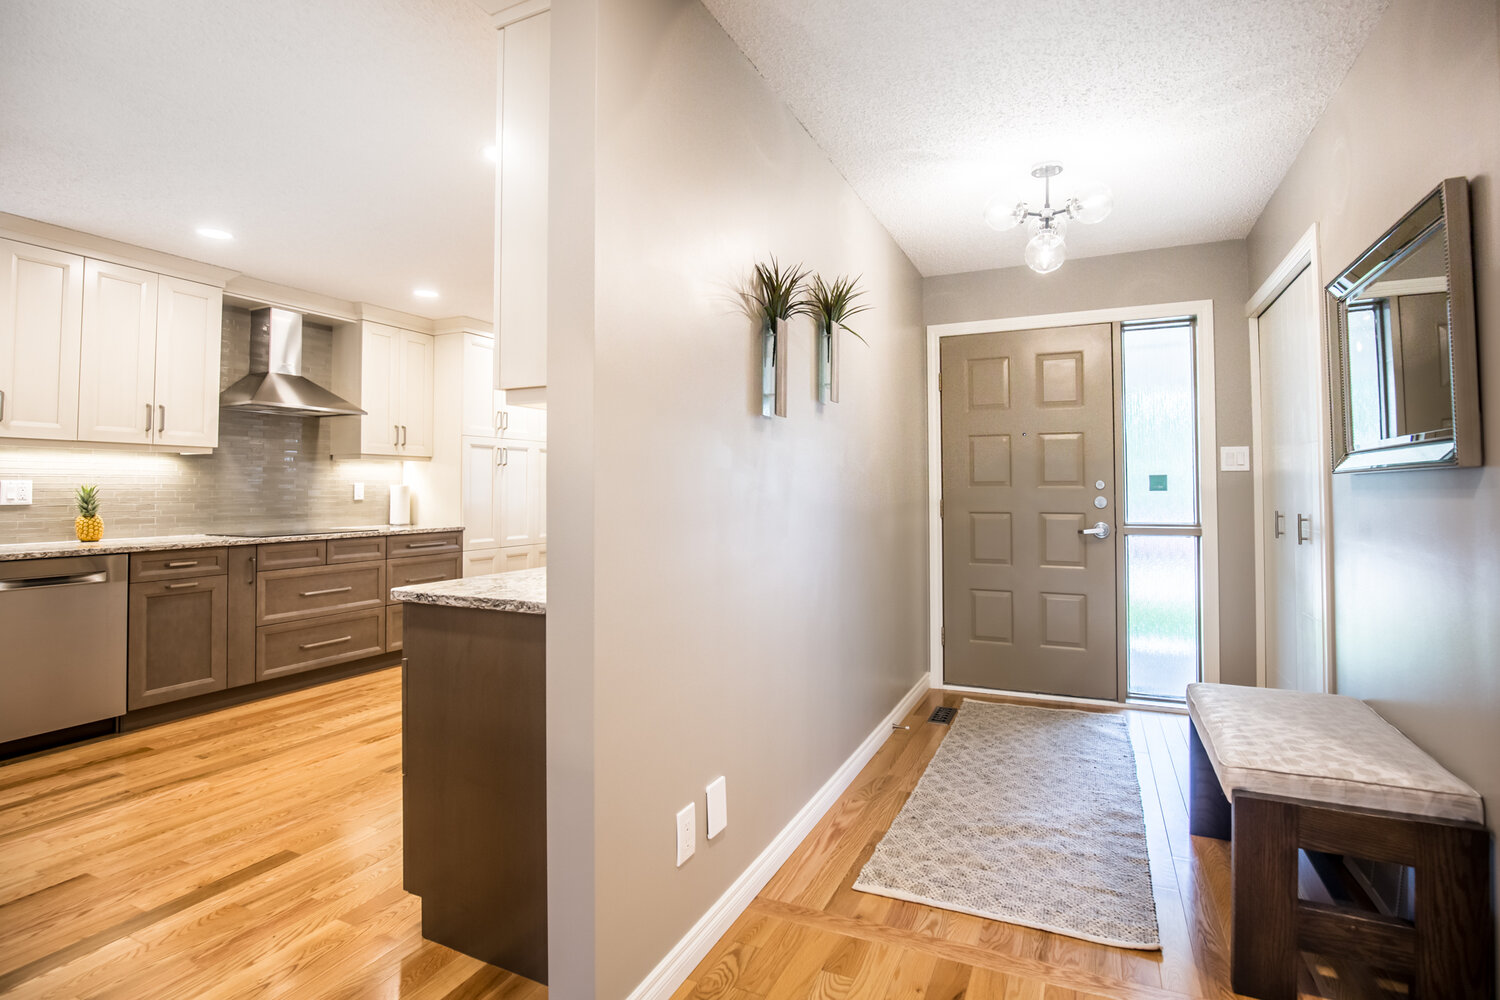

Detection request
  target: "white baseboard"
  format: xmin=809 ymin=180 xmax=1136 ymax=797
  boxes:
xmin=625 ymin=673 xmax=932 ymax=1000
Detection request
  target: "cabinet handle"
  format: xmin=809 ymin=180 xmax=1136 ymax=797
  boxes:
xmin=394 ymin=424 xmax=400 ymax=446
xmin=158 ymin=405 xmax=165 ymax=433
xmin=404 ymin=540 xmax=449 ymax=550
xmin=247 ymin=556 xmax=256 ymax=585
xmin=401 ymin=424 xmax=408 ymax=446
xmin=499 ymin=410 xmax=509 ymax=432
xmin=299 ymin=635 xmax=352 ymax=650
xmin=1297 ymin=514 xmax=1312 ymax=545
xmin=403 ymin=574 xmax=447 ymax=584
xmin=164 ymin=581 xmax=199 ymax=590
xmin=165 ymin=560 xmax=199 ymax=568
xmin=1273 ymin=510 xmax=1286 ymax=539
xmin=146 ymin=404 xmax=154 ymax=433
xmin=299 ymin=585 xmax=353 ymax=597
xmin=0 ymin=388 xmax=6 ymax=422
xmin=499 ymin=447 xmax=509 ymax=467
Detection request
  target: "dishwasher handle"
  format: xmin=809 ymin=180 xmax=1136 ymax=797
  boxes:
xmin=0 ymin=571 xmax=109 ymax=592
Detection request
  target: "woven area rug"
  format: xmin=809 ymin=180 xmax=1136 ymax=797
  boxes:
xmin=853 ymin=699 xmax=1160 ymax=949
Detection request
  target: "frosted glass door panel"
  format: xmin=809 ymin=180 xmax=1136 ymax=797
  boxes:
xmin=1125 ymin=535 xmax=1200 ymax=700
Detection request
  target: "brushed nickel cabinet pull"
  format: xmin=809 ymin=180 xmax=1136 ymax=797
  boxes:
xmin=158 ymin=404 xmax=165 ymax=432
xmin=394 ymin=424 xmax=400 ymax=446
xmin=401 ymin=424 xmax=408 ymax=446
xmin=299 ymin=635 xmax=352 ymax=650
xmin=0 ymin=388 xmax=6 ymax=422
xmin=164 ymin=581 xmax=199 ymax=590
xmin=1274 ymin=510 xmax=1286 ymax=539
xmin=1297 ymin=513 xmax=1312 ymax=545
xmin=299 ymin=585 xmax=353 ymax=597
xmin=405 ymin=574 xmax=446 ymax=584
xmin=165 ymin=560 xmax=199 ymax=568
xmin=146 ymin=403 xmax=154 ymax=433
xmin=404 ymin=540 xmax=448 ymax=549
xmin=247 ymin=556 xmax=256 ymax=585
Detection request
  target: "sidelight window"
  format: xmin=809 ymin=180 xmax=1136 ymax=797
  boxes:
xmin=1120 ymin=318 xmax=1202 ymax=701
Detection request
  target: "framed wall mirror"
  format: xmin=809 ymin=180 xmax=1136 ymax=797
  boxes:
xmin=1327 ymin=178 xmax=1479 ymax=472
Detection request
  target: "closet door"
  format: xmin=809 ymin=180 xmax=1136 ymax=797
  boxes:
xmin=0 ymin=239 xmax=83 ymax=441
xmin=78 ymin=259 xmax=158 ymax=444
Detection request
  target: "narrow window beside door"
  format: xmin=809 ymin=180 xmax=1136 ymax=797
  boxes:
xmin=1120 ymin=318 xmax=1202 ymax=700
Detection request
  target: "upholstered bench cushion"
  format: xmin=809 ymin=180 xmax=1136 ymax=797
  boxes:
xmin=1186 ymin=683 xmax=1484 ymax=825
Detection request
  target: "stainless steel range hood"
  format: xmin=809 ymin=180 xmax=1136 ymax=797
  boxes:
xmin=220 ymin=307 xmax=365 ymax=417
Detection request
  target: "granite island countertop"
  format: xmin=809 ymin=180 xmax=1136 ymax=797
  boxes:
xmin=391 ymin=567 xmax=546 ymax=615
xmin=0 ymin=525 xmax=465 ymax=562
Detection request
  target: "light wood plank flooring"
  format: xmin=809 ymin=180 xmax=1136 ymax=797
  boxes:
xmin=2 ymin=673 xmax=1364 ymax=998
xmin=671 ymin=689 xmax=1364 ymax=1000
xmin=0 ymin=667 xmax=542 ymax=1000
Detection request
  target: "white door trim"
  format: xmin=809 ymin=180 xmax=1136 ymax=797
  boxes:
xmin=926 ymin=299 xmax=1221 ymax=696
xmin=1245 ymin=224 xmax=1335 ymax=693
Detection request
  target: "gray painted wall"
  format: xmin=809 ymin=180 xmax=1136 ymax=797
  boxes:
xmin=1247 ymin=0 xmax=1500 ymax=966
xmin=924 ymin=240 xmax=1257 ymax=687
xmin=547 ymin=0 xmax=930 ymax=995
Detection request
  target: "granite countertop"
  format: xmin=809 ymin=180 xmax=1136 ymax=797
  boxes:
xmin=0 ymin=524 xmax=465 ymax=562
xmin=392 ymin=567 xmax=546 ymax=615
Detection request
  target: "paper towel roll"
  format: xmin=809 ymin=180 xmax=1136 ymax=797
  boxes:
xmin=389 ymin=484 xmax=412 ymax=526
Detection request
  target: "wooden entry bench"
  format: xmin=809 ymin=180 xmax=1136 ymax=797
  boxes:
xmin=1185 ymin=682 xmax=1493 ymax=999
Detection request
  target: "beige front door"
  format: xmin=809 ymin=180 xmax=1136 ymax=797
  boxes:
xmin=941 ymin=324 xmax=1118 ymax=699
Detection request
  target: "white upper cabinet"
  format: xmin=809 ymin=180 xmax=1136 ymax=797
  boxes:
xmin=498 ymin=402 xmax=546 ymax=440
xmin=495 ymin=10 xmax=549 ymax=391
xmin=78 ymin=259 xmax=159 ymax=444
xmin=0 ymin=239 xmax=83 ymax=441
xmin=153 ymin=276 xmax=223 ymax=450
xmin=331 ymin=320 xmax=434 ymax=460
xmin=460 ymin=333 xmax=498 ymax=437
xmin=397 ymin=329 xmax=434 ymax=458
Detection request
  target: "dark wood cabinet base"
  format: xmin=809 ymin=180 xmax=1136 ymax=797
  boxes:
xmin=402 ymin=602 xmax=547 ymax=985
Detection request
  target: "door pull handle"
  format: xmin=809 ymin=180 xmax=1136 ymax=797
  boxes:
xmin=1274 ymin=510 xmax=1286 ymax=539
xmin=1078 ymin=522 xmax=1112 ymax=539
xmin=1297 ymin=514 xmax=1312 ymax=545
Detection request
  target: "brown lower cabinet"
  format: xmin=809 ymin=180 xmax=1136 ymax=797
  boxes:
xmin=256 ymin=608 xmax=386 ymax=680
xmin=127 ymin=575 xmax=228 ymax=710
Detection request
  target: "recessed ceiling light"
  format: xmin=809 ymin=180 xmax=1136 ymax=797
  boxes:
xmin=196 ymin=226 xmax=234 ymax=240
xmin=413 ymin=288 xmax=440 ymax=299
xmin=482 ymin=144 xmax=498 ymax=162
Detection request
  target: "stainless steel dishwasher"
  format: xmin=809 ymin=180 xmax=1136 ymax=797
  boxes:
xmin=0 ymin=554 xmax=127 ymax=743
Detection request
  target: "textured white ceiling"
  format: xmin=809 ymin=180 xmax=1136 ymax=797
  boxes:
xmin=699 ymin=0 xmax=1389 ymax=276
xmin=0 ymin=0 xmax=496 ymax=320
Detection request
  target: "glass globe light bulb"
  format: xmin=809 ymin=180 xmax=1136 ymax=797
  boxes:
xmin=1025 ymin=228 xmax=1067 ymax=274
xmin=984 ymin=198 xmax=1027 ymax=232
xmin=1068 ymin=181 xmax=1113 ymax=224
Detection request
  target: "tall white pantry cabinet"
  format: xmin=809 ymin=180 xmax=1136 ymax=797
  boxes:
xmin=407 ymin=330 xmax=546 ymax=577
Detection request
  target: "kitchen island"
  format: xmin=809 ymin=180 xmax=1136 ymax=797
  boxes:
xmin=392 ymin=567 xmax=547 ymax=986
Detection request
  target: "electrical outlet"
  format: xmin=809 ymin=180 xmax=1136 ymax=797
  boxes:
xmin=0 ymin=480 xmax=32 ymax=506
xmin=675 ymin=803 xmax=696 ymax=867
xmin=706 ymin=776 xmax=727 ymax=839
xmin=353 ymin=482 xmax=365 ymax=501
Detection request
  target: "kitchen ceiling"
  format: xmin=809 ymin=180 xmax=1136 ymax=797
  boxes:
xmin=0 ymin=0 xmax=496 ymax=321
xmin=699 ymin=0 xmax=1390 ymax=276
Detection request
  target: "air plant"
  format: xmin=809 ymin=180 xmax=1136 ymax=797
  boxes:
xmin=802 ymin=273 xmax=871 ymax=344
xmin=750 ymin=256 xmax=813 ymax=327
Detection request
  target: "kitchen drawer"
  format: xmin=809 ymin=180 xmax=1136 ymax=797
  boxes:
xmin=256 ymin=608 xmax=386 ymax=681
xmin=387 ymin=553 xmax=461 ymax=595
xmin=257 ymin=540 xmax=327 ymax=571
xmin=130 ymin=548 xmax=229 ymax=582
xmin=328 ymin=535 xmax=387 ymax=565
xmin=256 ymin=562 xmax=387 ymax=626
xmin=387 ymin=532 xmax=462 ymax=559
xmin=387 ymin=604 xmax=403 ymax=652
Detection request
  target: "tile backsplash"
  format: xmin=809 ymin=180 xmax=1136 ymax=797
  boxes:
xmin=0 ymin=307 xmax=404 ymax=543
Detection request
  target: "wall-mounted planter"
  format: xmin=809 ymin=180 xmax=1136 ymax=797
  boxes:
xmin=817 ymin=322 xmax=839 ymax=404
xmin=762 ymin=317 xmax=788 ymax=417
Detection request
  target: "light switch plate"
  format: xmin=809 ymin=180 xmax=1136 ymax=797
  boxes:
xmin=0 ymin=480 xmax=32 ymax=505
xmin=352 ymin=482 xmax=365 ymax=501
xmin=706 ymin=776 xmax=727 ymax=839
xmin=675 ymin=803 xmax=696 ymax=867
xmin=1219 ymin=446 xmax=1250 ymax=472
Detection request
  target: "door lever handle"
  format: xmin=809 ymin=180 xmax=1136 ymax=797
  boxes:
xmin=1274 ymin=510 xmax=1286 ymax=539
xmin=1078 ymin=522 xmax=1112 ymax=539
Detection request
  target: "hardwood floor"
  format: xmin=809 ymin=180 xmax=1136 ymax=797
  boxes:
xmin=2 ymin=675 xmax=1374 ymax=999
xmin=0 ymin=667 xmax=542 ymax=1000
xmin=670 ymin=690 xmax=1356 ymax=1000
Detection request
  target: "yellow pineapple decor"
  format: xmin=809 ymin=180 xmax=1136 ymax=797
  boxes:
xmin=74 ymin=484 xmax=104 ymax=542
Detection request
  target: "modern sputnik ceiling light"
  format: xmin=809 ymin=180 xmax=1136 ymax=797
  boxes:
xmin=985 ymin=162 xmax=1113 ymax=274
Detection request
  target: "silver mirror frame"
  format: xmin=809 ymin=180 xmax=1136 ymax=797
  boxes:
xmin=1327 ymin=177 xmax=1479 ymax=473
